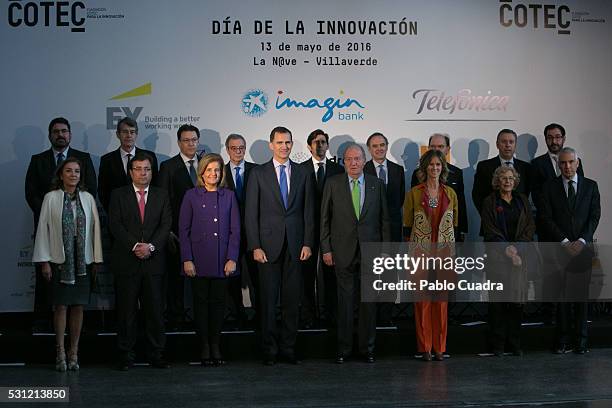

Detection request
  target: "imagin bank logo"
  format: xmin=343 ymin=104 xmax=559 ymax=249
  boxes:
xmin=275 ymin=90 xmax=365 ymax=122
xmin=241 ymin=89 xmax=269 ymax=118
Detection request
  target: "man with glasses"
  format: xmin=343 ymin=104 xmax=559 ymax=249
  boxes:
xmin=223 ymin=134 xmax=257 ymax=328
xmin=158 ymin=124 xmax=202 ymax=331
xmin=298 ymin=129 xmax=344 ymax=328
xmin=25 ymin=117 xmax=97 ymax=332
xmin=98 ymin=117 xmax=159 ymax=213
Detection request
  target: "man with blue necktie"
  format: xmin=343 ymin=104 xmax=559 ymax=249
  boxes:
xmin=245 ymin=126 xmax=315 ymax=365
xmin=223 ymin=134 xmax=257 ymax=327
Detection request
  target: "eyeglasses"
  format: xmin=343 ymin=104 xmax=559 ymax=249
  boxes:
xmin=546 ymin=136 xmax=564 ymax=141
xmin=180 ymin=138 xmax=199 ymax=145
xmin=119 ymin=129 xmax=137 ymax=136
xmin=229 ymin=146 xmax=246 ymax=152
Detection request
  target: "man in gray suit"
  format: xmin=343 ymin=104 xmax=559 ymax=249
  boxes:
xmin=320 ymin=143 xmax=391 ymax=364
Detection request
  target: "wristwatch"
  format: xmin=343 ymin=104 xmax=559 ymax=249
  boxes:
xmin=148 ymin=244 xmax=156 ymax=253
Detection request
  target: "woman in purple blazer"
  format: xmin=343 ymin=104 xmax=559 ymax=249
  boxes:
xmin=179 ymin=153 xmax=240 ymax=366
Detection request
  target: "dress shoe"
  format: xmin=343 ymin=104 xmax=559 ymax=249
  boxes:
xmin=434 ymin=352 xmax=444 ymax=361
xmin=512 ymin=349 xmax=524 ymax=357
xmin=280 ymin=354 xmax=301 ymax=365
xmin=493 ymin=349 xmax=504 ymax=357
xmin=422 ymin=352 xmax=432 ymax=362
xmin=554 ymin=345 xmax=573 ymax=354
xmin=210 ymin=344 xmax=226 ymax=366
xmin=118 ymin=360 xmax=134 ymax=371
xmin=574 ymin=347 xmax=588 ymax=355
xmin=335 ymin=354 xmax=346 ymax=364
xmin=151 ymin=358 xmax=170 ymax=369
xmin=263 ymin=355 xmax=276 ymax=366
xmin=364 ymin=352 xmax=375 ymax=364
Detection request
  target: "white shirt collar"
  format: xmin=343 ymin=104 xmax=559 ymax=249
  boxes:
xmin=132 ymin=184 xmax=149 ymax=193
xmin=180 ymin=152 xmax=197 ymax=164
xmin=498 ymin=155 xmax=515 ymax=165
xmin=373 ymin=159 xmax=388 ymax=168
xmin=230 ymin=160 xmax=244 ymax=170
xmin=121 ymin=147 xmax=136 ymax=157
xmin=273 ymin=158 xmax=290 ymax=169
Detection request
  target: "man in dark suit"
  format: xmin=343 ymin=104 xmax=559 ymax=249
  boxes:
xmin=472 ymin=129 xmax=532 ymax=216
xmin=108 ymin=151 xmax=172 ymax=370
xmin=320 ymin=143 xmax=391 ymax=364
xmin=410 ymin=133 xmax=468 ymax=240
xmin=223 ymin=133 xmax=257 ymax=327
xmin=25 ymin=117 xmax=97 ymax=331
xmin=298 ymin=129 xmax=344 ymax=328
xmin=98 ymin=117 xmax=159 ymax=213
xmin=539 ymin=147 xmax=600 ymax=355
xmin=531 ymin=123 xmax=584 ymax=324
xmin=245 ymin=126 xmax=315 ymax=365
xmin=158 ymin=124 xmax=201 ymax=330
xmin=531 ymin=123 xmax=584 ymax=224
xmin=365 ymin=132 xmax=404 ymax=325
xmin=364 ymin=132 xmax=405 ymax=241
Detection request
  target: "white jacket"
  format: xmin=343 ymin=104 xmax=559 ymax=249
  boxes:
xmin=32 ymin=189 xmax=103 ymax=265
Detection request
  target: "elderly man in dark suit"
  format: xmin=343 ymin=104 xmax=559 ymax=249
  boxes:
xmin=25 ymin=117 xmax=97 ymax=331
xmin=298 ymin=129 xmax=344 ymax=328
xmin=109 ymin=151 xmax=172 ymax=370
xmin=472 ymin=129 xmax=532 ymax=216
xmin=410 ymin=133 xmax=468 ymax=240
xmin=321 ymin=143 xmax=391 ymax=364
xmin=539 ymin=147 xmax=600 ymax=355
xmin=158 ymin=124 xmax=201 ymax=330
xmin=98 ymin=117 xmax=158 ymax=213
xmin=245 ymin=126 xmax=315 ymax=365
xmin=222 ymin=133 xmax=257 ymax=327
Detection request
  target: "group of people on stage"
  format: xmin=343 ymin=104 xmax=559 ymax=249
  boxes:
xmin=27 ymin=117 xmax=600 ymax=371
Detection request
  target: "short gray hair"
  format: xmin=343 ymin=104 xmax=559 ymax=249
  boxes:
xmin=559 ymin=146 xmax=578 ymax=160
xmin=343 ymin=143 xmax=366 ymax=160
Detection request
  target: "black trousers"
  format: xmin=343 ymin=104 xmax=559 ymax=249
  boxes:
xmin=192 ymin=277 xmax=228 ymax=351
xmin=165 ymin=251 xmax=185 ymax=326
xmin=336 ymin=257 xmax=376 ymax=355
xmin=556 ymin=302 xmax=588 ymax=348
xmin=258 ymin=240 xmax=301 ymax=357
xmin=300 ymin=252 xmax=318 ymax=324
xmin=116 ymin=270 xmax=165 ymax=359
xmin=488 ymin=303 xmax=523 ymax=352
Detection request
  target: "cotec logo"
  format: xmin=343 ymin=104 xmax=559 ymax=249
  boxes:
xmin=499 ymin=0 xmax=570 ymax=35
xmin=7 ymin=1 xmax=86 ymax=33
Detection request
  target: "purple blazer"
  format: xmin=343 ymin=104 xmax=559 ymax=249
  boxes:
xmin=178 ymin=187 xmax=240 ymax=278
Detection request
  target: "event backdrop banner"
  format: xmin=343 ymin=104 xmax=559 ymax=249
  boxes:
xmin=0 ymin=0 xmax=610 ymax=311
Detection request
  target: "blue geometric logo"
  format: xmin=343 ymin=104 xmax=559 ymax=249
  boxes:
xmin=241 ymin=89 xmax=268 ymax=117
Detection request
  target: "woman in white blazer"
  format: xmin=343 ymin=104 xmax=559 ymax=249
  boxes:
xmin=32 ymin=157 xmax=103 ymax=371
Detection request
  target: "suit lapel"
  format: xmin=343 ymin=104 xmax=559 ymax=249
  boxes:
xmin=113 ymin=149 xmax=129 ymax=183
xmin=361 ymin=176 xmax=375 ymax=220
xmin=287 ymin=161 xmax=299 ymax=208
xmin=142 ymin=187 xmax=157 ymax=226
xmin=342 ymin=176 xmax=359 ymax=222
xmin=265 ymin=161 xmax=285 ymax=209
xmin=544 ymin=156 xmax=556 ymax=179
xmin=175 ymin=155 xmax=194 ymax=188
xmin=44 ymin=149 xmax=56 ymax=172
xmin=224 ymin=163 xmax=236 ymax=190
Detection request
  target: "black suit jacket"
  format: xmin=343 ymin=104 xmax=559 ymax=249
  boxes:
xmin=98 ymin=147 xmax=159 ymax=213
xmin=108 ymin=185 xmax=172 ymax=276
xmin=158 ymin=154 xmax=196 ymax=234
xmin=299 ymin=158 xmax=345 ymax=249
xmin=531 ymin=153 xmax=584 ymax=212
xmin=364 ymin=159 xmax=405 ymax=241
xmin=25 ymin=147 xmax=97 ymax=224
xmin=245 ymin=160 xmax=315 ymax=263
xmin=472 ymin=156 xmax=532 ymax=214
xmin=320 ymin=173 xmax=391 ymax=269
xmin=411 ymin=163 xmax=468 ymax=234
xmin=223 ymin=160 xmax=257 ymax=252
xmin=539 ymin=176 xmax=600 ymax=243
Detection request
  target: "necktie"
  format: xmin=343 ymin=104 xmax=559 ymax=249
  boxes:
xmin=378 ymin=164 xmax=387 ymax=184
xmin=351 ymin=178 xmax=360 ymax=219
xmin=279 ymin=164 xmax=288 ymax=209
xmin=137 ymin=190 xmax=146 ymax=223
xmin=56 ymin=152 xmax=65 ymax=166
xmin=316 ymin=162 xmax=325 ymax=193
xmin=126 ymin=153 xmax=132 ymax=174
xmin=235 ymin=166 xmax=243 ymax=201
xmin=567 ymin=180 xmax=576 ymax=209
xmin=504 ymin=161 xmax=512 ymax=167
xmin=188 ymin=159 xmax=197 ymax=186
xmin=552 ymin=155 xmax=559 ymax=176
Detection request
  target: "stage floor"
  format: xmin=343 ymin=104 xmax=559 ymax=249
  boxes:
xmin=2 ymin=350 xmax=612 ymax=407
